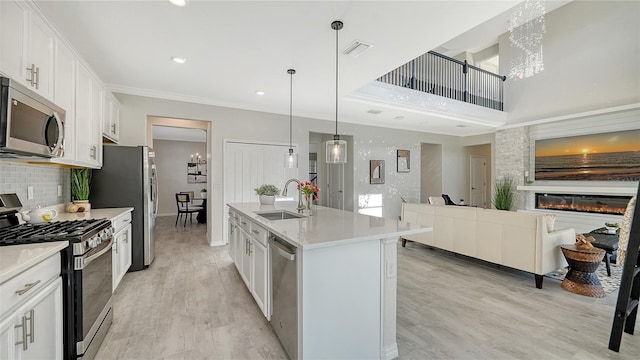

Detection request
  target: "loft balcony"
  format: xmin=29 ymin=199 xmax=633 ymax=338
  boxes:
xmin=379 ymin=51 xmax=507 ymax=111
xmin=346 ymin=51 xmax=508 ymax=130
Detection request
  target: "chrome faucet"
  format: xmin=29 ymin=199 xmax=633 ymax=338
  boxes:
xmin=282 ymin=178 xmax=306 ymax=213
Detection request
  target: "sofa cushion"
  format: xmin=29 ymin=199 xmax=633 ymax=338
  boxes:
xmin=544 ymin=214 xmax=556 ymax=232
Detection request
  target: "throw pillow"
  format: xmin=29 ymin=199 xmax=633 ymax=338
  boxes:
xmin=544 ymin=214 xmax=556 ymax=232
xmin=617 ymin=195 xmax=637 ymax=266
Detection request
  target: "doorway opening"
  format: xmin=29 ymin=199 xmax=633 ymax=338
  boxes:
xmin=464 ymin=143 xmax=491 ymax=208
xmin=147 ymin=116 xmax=211 ymax=240
xmin=420 ymin=143 xmax=443 ymax=203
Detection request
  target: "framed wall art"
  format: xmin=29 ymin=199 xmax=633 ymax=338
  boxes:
xmin=534 ymin=129 xmax=640 ymax=181
xmin=370 ymin=160 xmax=385 ymax=184
xmin=397 ymin=150 xmax=410 ymax=172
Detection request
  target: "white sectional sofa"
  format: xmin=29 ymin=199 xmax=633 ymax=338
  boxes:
xmin=401 ymin=203 xmax=576 ymax=288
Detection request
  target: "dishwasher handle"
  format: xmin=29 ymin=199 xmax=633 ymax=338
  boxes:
xmin=270 ymin=237 xmax=296 ymax=261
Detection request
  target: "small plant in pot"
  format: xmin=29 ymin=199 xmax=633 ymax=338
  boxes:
xmin=70 ymin=168 xmax=92 ymax=212
xmin=254 ymin=184 xmax=280 ymax=205
xmin=200 ymin=188 xmax=207 ymax=199
xmin=492 ymin=175 xmax=514 ymax=211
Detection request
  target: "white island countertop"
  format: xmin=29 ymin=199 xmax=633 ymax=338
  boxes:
xmin=228 ymin=201 xmax=431 ymax=250
xmin=55 ymin=207 xmax=133 ymax=222
xmin=0 ymin=241 xmax=68 ymax=284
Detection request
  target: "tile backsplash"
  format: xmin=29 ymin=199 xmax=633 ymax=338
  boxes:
xmin=0 ymin=162 xmax=70 ymax=209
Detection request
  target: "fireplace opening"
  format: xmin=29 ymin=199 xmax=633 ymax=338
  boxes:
xmin=535 ymin=193 xmax=631 ymax=215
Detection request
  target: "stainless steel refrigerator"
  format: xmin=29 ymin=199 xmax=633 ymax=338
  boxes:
xmin=90 ymin=145 xmax=157 ymax=271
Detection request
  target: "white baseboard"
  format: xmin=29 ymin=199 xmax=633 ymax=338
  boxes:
xmin=381 ymin=343 xmax=399 ymax=360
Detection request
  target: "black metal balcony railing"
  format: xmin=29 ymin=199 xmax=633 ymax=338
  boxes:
xmin=377 ymin=51 xmax=507 ymax=111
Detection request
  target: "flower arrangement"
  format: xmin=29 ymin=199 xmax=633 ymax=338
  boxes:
xmin=297 ymin=181 xmax=320 ymax=202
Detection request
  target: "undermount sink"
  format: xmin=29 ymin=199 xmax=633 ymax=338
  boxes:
xmin=255 ymin=210 xmax=305 ymax=221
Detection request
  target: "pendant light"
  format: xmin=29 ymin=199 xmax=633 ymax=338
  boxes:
xmin=284 ymin=69 xmax=298 ymax=168
xmin=326 ymin=20 xmax=347 ymax=164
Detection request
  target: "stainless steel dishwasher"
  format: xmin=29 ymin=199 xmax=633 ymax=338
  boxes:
xmin=269 ymin=235 xmax=297 ymax=360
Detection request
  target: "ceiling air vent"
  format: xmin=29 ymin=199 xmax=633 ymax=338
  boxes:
xmin=367 ymin=109 xmax=382 ymax=115
xmin=342 ymin=40 xmax=373 ymax=58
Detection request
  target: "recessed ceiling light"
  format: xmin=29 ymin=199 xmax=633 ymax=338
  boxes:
xmin=169 ymin=0 xmax=187 ymax=7
xmin=367 ymin=109 xmax=382 ymax=115
xmin=456 ymin=124 xmax=469 ymax=128
xmin=255 ymin=91 xmax=265 ymax=96
xmin=171 ymin=57 xmax=187 ymax=64
xmin=394 ymin=116 xmax=405 ymax=120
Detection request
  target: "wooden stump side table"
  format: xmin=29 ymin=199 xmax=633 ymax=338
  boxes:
xmin=560 ymin=244 xmax=606 ymax=298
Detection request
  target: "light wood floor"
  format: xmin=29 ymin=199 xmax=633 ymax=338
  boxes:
xmin=96 ymin=216 xmax=640 ymax=359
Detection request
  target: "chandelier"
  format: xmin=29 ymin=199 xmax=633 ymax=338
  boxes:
xmin=508 ymin=0 xmax=546 ymax=80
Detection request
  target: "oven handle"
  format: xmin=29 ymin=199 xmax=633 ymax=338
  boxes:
xmin=81 ymin=238 xmax=113 ymax=269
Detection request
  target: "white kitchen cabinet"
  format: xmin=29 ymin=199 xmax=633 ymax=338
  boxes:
xmin=240 ymin=230 xmax=251 ymax=288
xmin=0 ymin=252 xmax=63 ymax=360
xmin=53 ymin=39 xmax=76 ymax=163
xmin=231 ymin=216 xmax=270 ymax=319
xmin=74 ymin=63 xmax=102 ymax=168
xmin=251 ymin=239 xmax=268 ymax=318
xmin=112 ymin=211 xmax=132 ymax=292
xmin=102 ymin=93 xmax=120 ymax=143
xmin=228 ymin=216 xmax=237 ymax=263
xmin=25 ymin=10 xmax=54 ymax=100
xmin=0 ymin=0 xmax=28 ymax=82
xmin=0 ymin=0 xmax=53 ymax=99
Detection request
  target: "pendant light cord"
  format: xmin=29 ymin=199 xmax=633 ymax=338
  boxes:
xmin=289 ymin=71 xmax=293 ymax=149
xmin=335 ymin=24 xmax=339 ymax=137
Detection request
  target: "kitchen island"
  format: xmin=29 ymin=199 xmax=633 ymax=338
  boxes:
xmin=227 ymin=201 xmax=431 ymax=360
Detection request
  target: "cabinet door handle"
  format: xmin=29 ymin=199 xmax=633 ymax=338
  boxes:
xmin=90 ymin=146 xmax=97 ymax=159
xmin=111 ymin=123 xmax=116 ymax=134
xmin=124 ymin=232 xmax=128 ymax=243
xmin=241 ymin=221 xmax=247 ymax=225
xmin=114 ymin=240 xmax=118 ymax=253
xmin=15 ymin=280 xmax=41 ymax=296
xmin=26 ymin=309 xmax=34 ymax=344
xmin=251 ymin=229 xmax=259 ymax=235
xmin=25 ymin=64 xmax=35 ymax=86
xmin=33 ymin=67 xmax=40 ymax=89
xmin=249 ymin=242 xmax=253 ymax=256
xmin=15 ymin=315 xmax=27 ymax=350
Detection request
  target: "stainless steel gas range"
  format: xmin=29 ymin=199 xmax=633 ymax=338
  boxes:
xmin=0 ymin=193 xmax=113 ymax=360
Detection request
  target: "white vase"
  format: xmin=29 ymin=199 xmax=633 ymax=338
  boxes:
xmin=259 ymin=195 xmax=275 ymax=205
xmin=200 ymin=192 xmax=207 ymax=199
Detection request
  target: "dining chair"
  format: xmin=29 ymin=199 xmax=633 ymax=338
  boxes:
xmin=180 ymin=191 xmax=203 ymax=206
xmin=175 ymin=193 xmax=203 ymax=227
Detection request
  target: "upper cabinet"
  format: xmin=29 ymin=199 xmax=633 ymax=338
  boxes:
xmin=0 ymin=0 xmax=121 ymax=168
xmin=0 ymin=0 xmax=53 ymax=100
xmin=75 ymin=63 xmax=102 ymax=168
xmin=0 ymin=0 xmax=27 ymax=83
xmin=102 ymin=93 xmax=120 ymax=143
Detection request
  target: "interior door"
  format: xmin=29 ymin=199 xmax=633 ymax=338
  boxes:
xmin=327 ymin=163 xmax=344 ymax=210
xmin=470 ymin=155 xmax=486 ymax=208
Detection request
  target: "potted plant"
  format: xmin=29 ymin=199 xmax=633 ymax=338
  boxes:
xmin=71 ymin=168 xmax=92 ymax=212
xmin=492 ymin=175 xmax=514 ymax=211
xmin=254 ymin=184 xmax=280 ymax=205
xmin=200 ymin=187 xmax=207 ymax=199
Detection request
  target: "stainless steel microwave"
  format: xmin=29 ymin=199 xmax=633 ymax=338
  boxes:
xmin=0 ymin=77 xmax=65 ymax=158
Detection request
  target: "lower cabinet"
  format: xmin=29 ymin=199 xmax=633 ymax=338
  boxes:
xmin=112 ymin=223 xmax=132 ymax=291
xmin=112 ymin=211 xmax=132 ymax=292
xmin=251 ymin=239 xmax=268 ymax=317
xmin=0 ymin=254 xmax=63 ymax=360
xmin=230 ymin=212 xmax=270 ymax=319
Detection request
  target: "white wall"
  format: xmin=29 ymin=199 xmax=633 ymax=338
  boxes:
xmin=153 ymin=139 xmax=206 ymax=216
xmin=501 ymin=0 xmax=640 ymax=124
xmin=420 ymin=143 xmax=442 ymax=203
xmin=114 ymin=93 xmax=467 ymax=245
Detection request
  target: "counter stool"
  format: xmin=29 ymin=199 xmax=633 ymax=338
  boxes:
xmin=588 ymin=228 xmax=619 ymax=277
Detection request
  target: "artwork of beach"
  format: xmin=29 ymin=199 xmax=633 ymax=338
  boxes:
xmin=535 ymin=130 xmax=640 ymax=181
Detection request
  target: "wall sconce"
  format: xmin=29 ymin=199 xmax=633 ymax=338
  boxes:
xmin=524 ymin=170 xmax=533 ymax=184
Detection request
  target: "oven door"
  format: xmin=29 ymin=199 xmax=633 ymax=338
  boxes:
xmin=75 ymin=237 xmax=113 ymax=358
